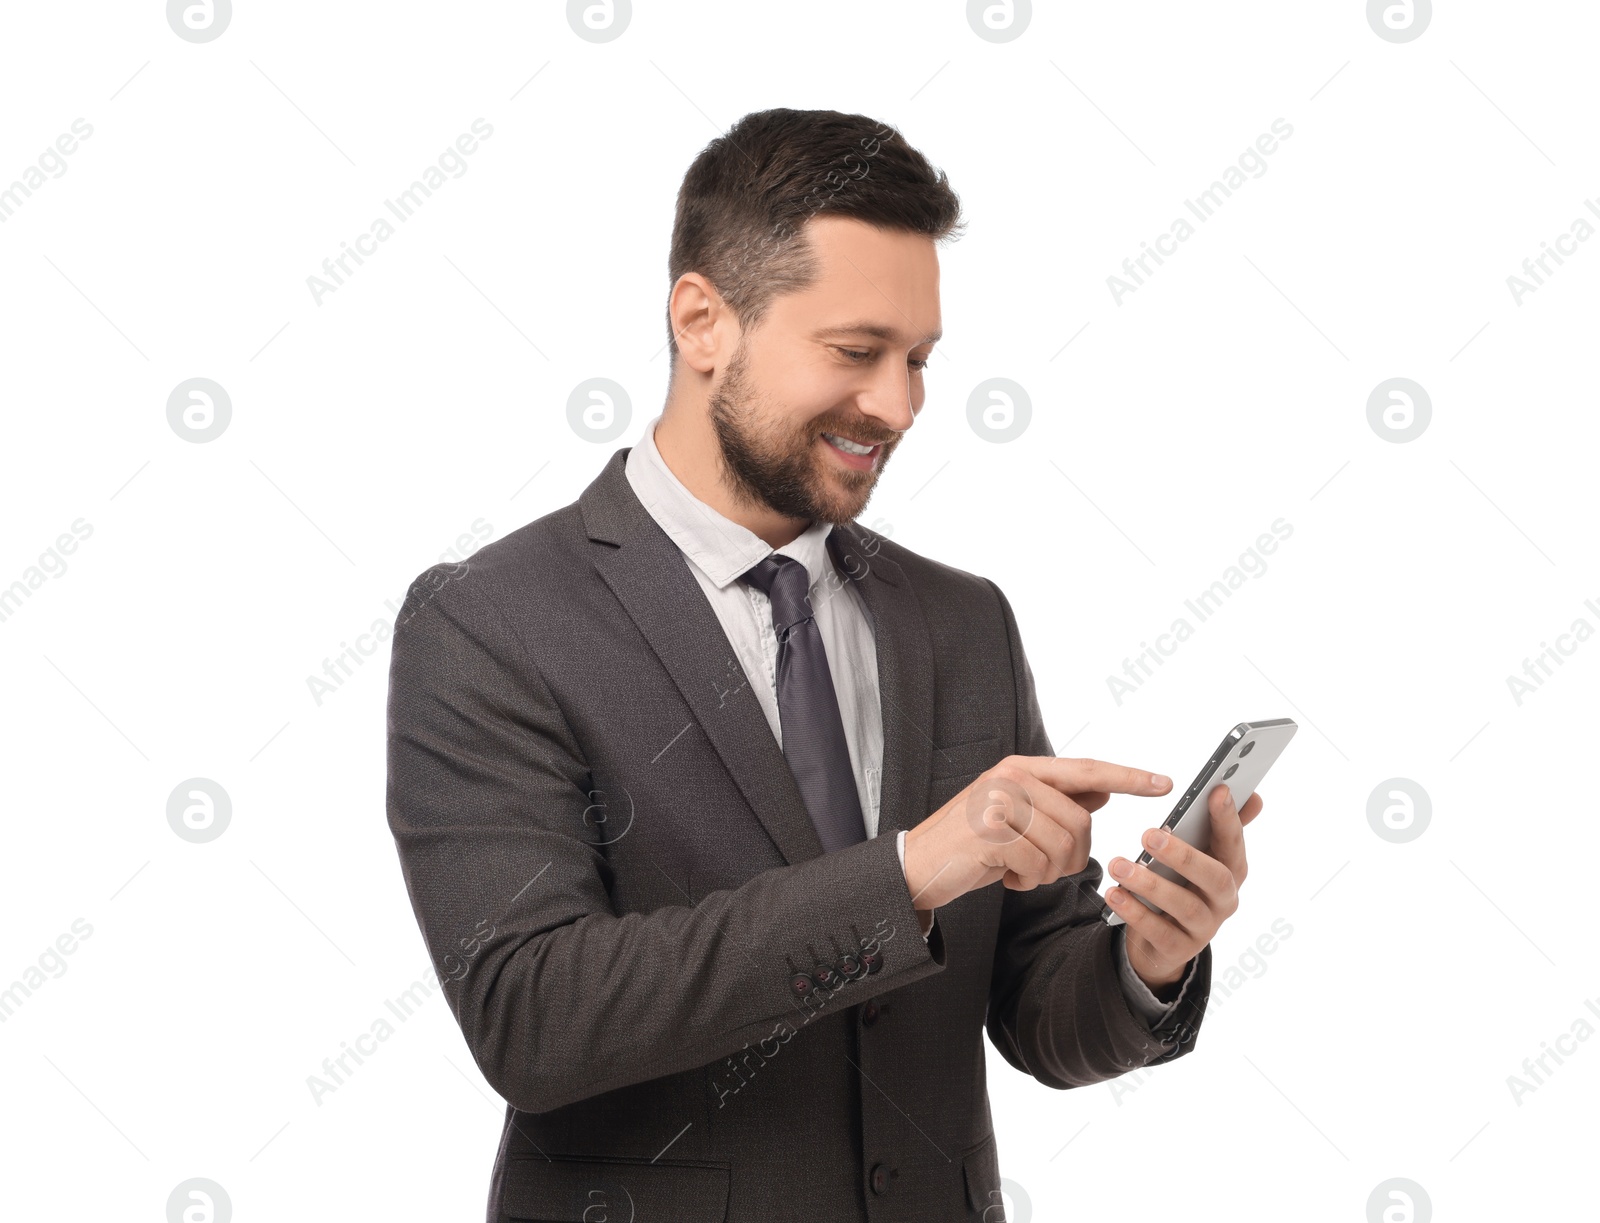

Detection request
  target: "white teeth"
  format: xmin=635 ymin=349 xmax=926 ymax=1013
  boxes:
xmin=823 ymin=432 xmax=874 ymax=456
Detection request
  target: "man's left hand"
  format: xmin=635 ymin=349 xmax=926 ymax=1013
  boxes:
xmin=1105 ymin=783 xmax=1265 ymax=991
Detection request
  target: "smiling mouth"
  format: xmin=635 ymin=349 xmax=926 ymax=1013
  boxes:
xmin=821 ymin=431 xmax=881 ymax=457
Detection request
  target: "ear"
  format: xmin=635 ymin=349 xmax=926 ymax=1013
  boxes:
xmin=668 ymin=272 xmax=737 ymax=375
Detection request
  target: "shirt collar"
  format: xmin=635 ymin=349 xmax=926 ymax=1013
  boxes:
xmin=625 ymin=412 xmax=836 ymax=592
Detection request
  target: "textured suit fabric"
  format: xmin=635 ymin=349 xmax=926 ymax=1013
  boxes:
xmin=738 ymin=551 xmax=868 ymax=852
xmin=384 ymin=445 xmax=1213 ymax=1223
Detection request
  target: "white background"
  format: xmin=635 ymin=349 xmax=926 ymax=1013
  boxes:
xmin=2 ymin=2 xmax=1595 ymax=1220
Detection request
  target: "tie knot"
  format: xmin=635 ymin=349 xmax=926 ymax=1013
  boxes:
xmin=739 ymin=553 xmax=814 ymax=640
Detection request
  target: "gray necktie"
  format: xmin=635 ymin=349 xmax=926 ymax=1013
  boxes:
xmin=739 ymin=552 xmax=867 ymax=853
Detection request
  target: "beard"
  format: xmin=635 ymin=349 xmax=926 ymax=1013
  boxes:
xmin=705 ymin=339 xmax=900 ymax=526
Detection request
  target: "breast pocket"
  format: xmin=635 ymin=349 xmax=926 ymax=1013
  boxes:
xmin=927 ymin=735 xmax=1003 ymax=813
xmin=501 ymin=1155 xmax=730 ymax=1222
xmin=929 ymin=734 xmax=1002 ymax=782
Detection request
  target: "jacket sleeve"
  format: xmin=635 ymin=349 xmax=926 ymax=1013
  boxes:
xmin=980 ymin=577 xmax=1211 ymax=1088
xmin=384 ymin=562 xmax=946 ymax=1116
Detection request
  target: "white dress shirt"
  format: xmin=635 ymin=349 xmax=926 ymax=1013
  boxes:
xmin=623 ymin=412 xmax=1189 ymax=1024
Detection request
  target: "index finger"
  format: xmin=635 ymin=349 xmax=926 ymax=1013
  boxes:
xmin=1207 ymin=783 xmax=1248 ymax=877
xmin=1237 ymin=791 xmax=1264 ymax=827
xmin=1013 ymin=756 xmax=1172 ymax=798
xmin=1069 ymin=790 xmax=1112 ymax=814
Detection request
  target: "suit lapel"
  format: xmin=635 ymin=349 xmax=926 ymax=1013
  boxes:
xmin=824 ymin=525 xmax=936 ymax=843
xmin=581 ymin=446 xmax=936 ymax=865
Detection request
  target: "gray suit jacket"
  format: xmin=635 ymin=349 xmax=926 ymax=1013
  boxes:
xmin=385 ymin=446 xmax=1211 ymax=1223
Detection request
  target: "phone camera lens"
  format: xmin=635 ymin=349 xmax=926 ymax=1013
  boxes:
xmin=1239 ymin=741 xmax=1255 ymax=757
xmin=1223 ymin=763 xmax=1239 ymax=780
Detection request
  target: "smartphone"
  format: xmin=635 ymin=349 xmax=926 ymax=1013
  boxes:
xmin=1101 ymin=718 xmax=1297 ymax=925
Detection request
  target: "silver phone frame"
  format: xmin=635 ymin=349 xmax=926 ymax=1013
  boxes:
xmin=1101 ymin=718 xmax=1297 ymax=926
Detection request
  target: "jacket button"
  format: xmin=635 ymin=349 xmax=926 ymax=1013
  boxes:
xmin=861 ymin=1000 xmax=880 ymax=1027
xmin=838 ymin=952 xmax=863 ymax=980
xmin=862 ymin=948 xmax=884 ymax=975
xmin=813 ymin=964 xmax=841 ymax=991
xmin=790 ymin=973 xmax=814 ymax=998
xmin=870 ymin=1163 xmax=894 ymax=1195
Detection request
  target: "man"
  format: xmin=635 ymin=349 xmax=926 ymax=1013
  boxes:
xmin=385 ymin=108 xmax=1265 ymax=1223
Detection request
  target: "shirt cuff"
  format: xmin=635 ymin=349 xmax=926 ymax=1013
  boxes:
xmin=1113 ymin=923 xmax=1198 ymax=1027
xmin=897 ymin=830 xmax=935 ymax=942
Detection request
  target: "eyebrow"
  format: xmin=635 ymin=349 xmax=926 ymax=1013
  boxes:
xmin=812 ymin=320 xmax=942 ymax=346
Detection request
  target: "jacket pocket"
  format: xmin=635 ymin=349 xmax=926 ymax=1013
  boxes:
xmin=929 ymin=734 xmax=1002 ymax=780
xmin=502 ymin=1155 xmax=730 ymax=1222
xmin=962 ymin=1131 xmax=1002 ymax=1219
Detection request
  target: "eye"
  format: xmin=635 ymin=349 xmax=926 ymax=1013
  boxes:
xmin=837 ymin=347 xmax=931 ymax=372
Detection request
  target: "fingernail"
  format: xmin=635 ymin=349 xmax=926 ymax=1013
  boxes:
xmin=1146 ymin=828 xmax=1168 ymax=850
xmin=1110 ymin=858 xmax=1130 ymax=879
xmin=1151 ymin=773 xmax=1170 ymax=788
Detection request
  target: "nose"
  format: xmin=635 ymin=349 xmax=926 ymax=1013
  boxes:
xmin=858 ymin=362 xmax=919 ymax=436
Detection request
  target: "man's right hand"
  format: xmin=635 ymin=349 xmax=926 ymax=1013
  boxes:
xmin=902 ymin=757 xmax=1173 ymax=915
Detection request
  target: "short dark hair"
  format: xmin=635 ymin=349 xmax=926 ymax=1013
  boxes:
xmin=666 ymin=108 xmax=964 ymax=369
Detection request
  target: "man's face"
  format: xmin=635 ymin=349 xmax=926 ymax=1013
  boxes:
xmin=705 ymin=215 xmax=941 ymax=526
